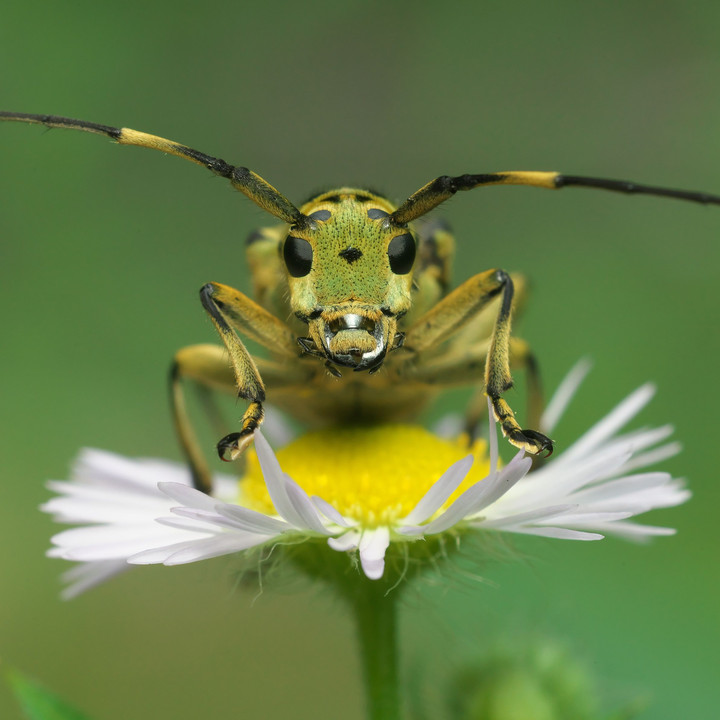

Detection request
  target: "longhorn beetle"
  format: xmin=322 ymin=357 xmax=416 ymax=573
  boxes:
xmin=2 ymin=112 xmax=719 ymax=494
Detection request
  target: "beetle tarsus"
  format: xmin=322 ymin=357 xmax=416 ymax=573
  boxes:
xmin=512 ymin=428 xmax=554 ymax=457
xmin=217 ymin=430 xmax=255 ymax=461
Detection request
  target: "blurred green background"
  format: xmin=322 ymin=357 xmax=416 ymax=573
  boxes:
xmin=1 ymin=2 xmax=718 ymax=718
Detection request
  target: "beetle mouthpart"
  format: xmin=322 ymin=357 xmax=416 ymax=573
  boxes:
xmin=327 ymin=314 xmax=370 ymax=333
xmin=323 ymin=314 xmax=387 ymax=371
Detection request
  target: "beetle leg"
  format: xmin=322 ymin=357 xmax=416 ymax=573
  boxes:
xmin=403 ymin=336 xmax=543 ymax=442
xmin=403 ymin=269 xmax=553 ymax=456
xmin=171 ymin=345 xmax=310 ymax=494
xmin=200 ymin=282 xmax=299 ymax=357
xmin=460 ymin=339 xmax=543 ymax=443
xmin=199 ymin=282 xmax=300 ymax=468
xmin=464 ymin=338 xmax=543 ymax=444
xmin=404 ymin=338 xmax=492 ymax=385
xmin=170 ymin=344 xmax=236 ymax=493
xmin=509 ymin=338 xmax=543 ymax=433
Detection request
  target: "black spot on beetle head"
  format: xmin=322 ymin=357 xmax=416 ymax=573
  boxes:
xmin=308 ymin=209 xmax=332 ymax=221
xmin=339 ymin=246 xmax=363 ymax=264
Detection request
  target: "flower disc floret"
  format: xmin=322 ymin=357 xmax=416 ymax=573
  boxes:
xmin=241 ymin=425 xmax=490 ymax=528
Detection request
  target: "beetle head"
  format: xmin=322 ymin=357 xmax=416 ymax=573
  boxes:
xmin=285 ymin=189 xmax=415 ymax=371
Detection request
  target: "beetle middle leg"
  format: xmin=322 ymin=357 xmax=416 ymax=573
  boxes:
xmin=171 ymin=344 xmax=236 ymax=493
xmin=402 ymin=269 xmax=553 ymax=456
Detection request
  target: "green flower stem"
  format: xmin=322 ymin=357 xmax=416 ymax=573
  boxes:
xmin=352 ymin=580 xmax=401 ymax=720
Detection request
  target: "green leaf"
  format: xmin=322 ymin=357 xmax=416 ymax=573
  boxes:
xmin=6 ymin=667 xmax=94 ymax=720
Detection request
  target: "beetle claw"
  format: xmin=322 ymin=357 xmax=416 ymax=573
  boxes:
xmin=217 ymin=431 xmax=255 ymax=461
xmin=517 ymin=429 xmax=554 ymax=457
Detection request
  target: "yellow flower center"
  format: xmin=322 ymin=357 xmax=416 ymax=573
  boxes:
xmin=241 ymin=425 xmax=491 ymax=528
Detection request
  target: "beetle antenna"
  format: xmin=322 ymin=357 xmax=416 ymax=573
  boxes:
xmin=0 ymin=112 xmax=306 ymax=225
xmin=390 ymin=171 xmax=720 ymax=224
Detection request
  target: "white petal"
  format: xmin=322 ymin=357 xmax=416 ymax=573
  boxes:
xmin=478 ymin=503 xmax=577 ymax=530
xmin=464 ymin=452 xmax=532 ymax=516
xmin=540 ymin=358 xmax=592 ymax=433
xmin=158 ymin=482 xmax=219 ymax=511
xmin=155 ymin=515 xmax=222 ymax=533
xmin=505 ymin=525 xmax=604 ymax=541
xmin=45 ymin=478 xmax=160 ymax=502
xmin=538 ymin=425 xmax=675 ymax=491
xmin=72 ymin=449 xmax=191 ymax=492
xmin=401 ymin=455 xmax=474 ymax=524
xmin=51 ymin=523 xmax=201 ymax=561
xmin=168 ymin=505 xmax=285 ymax=535
xmin=42 ymin=480 xmax=172 ymax=522
xmin=212 ymin=503 xmax=292 ymax=534
xmin=253 ymin=431 xmax=308 ymax=528
xmin=128 ymin=532 xmax=270 ymax=565
xmin=588 ymin=521 xmax=677 ymax=542
xmin=127 ymin=540 xmax=207 ymax=565
xmin=496 ymin=445 xmax=633 ymax=516
xmin=570 ymin=472 xmax=672 ymax=504
xmin=282 ymin=474 xmax=333 ymax=534
xmin=413 ymin=452 xmax=531 ymax=536
xmin=359 ymin=528 xmax=390 ymax=580
xmin=560 ymin=384 xmax=655 ymax=461
xmin=412 ymin=481 xmax=495 ymax=535
xmin=616 ymin=440 xmax=681 ymax=475
xmin=610 ymin=424 xmax=675 ymax=455
xmin=547 ymin=510 xmax=633 ymax=526
xmin=488 ymin=398 xmax=499 ymax=474
xmin=566 ymin=426 xmax=676 ymax=483
xmin=59 ymin=560 xmax=130 ymax=600
xmin=432 ymin=414 xmax=464 ymax=439
xmin=163 ymin=533 xmax=272 ymax=565
xmin=312 ymin=496 xmax=354 ymax=527
xmin=42 ymin=495 xmax=166 ymax=525
xmin=328 ymin=530 xmax=361 ymax=552
xmin=261 ymin=405 xmax=297 ymax=447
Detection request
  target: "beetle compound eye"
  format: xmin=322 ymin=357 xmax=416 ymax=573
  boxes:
xmin=387 ymin=233 xmax=416 ymax=275
xmin=284 ymin=236 xmax=313 ymax=277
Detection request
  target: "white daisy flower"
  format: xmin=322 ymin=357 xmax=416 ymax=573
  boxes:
xmin=43 ymin=364 xmax=689 ymax=598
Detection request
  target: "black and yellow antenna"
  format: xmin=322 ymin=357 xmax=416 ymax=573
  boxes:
xmin=390 ymin=171 xmax=720 ymax=224
xmin=3 ymin=112 xmax=719 ymax=227
xmin=0 ymin=112 xmax=306 ymax=226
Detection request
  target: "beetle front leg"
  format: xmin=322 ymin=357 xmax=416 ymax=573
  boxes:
xmin=199 ymin=282 xmax=296 ymax=463
xmin=404 ymin=269 xmax=553 ymax=456
xmin=216 ymin=404 xmax=264 ymax=462
xmin=460 ymin=338 xmax=544 ymax=444
xmin=171 ymin=343 xmax=313 ymax=493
